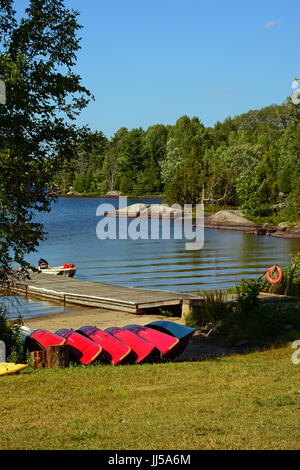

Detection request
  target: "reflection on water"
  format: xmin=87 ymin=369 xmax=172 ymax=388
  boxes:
xmin=3 ymin=196 xmax=299 ymax=319
xmin=1 ymin=295 xmax=73 ymax=320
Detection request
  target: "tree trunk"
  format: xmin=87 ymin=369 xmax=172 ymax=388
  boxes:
xmin=31 ymin=345 xmax=70 ymax=369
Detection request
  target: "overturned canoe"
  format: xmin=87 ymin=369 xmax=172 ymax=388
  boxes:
xmin=123 ymin=324 xmax=179 ymax=358
xmin=0 ymin=363 xmax=28 ymax=376
xmin=31 ymin=329 xmax=66 ymax=349
xmin=55 ymin=329 xmax=102 ymax=365
xmin=76 ymin=326 xmax=131 ymax=366
xmin=20 ymin=326 xmax=44 ymax=353
xmin=20 ymin=326 xmax=35 ymax=335
xmin=20 ymin=326 xmax=66 ymax=352
xmin=145 ymin=320 xmax=195 ymax=357
xmin=105 ymin=326 xmax=159 ymax=364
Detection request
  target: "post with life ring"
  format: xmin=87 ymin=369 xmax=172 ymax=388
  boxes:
xmin=266 ymin=265 xmax=283 ymax=284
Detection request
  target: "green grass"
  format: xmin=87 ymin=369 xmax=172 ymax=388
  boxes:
xmin=1 ymin=343 xmax=300 ymax=450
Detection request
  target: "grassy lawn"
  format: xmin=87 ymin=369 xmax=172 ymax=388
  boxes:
xmin=1 ymin=343 xmax=300 ymax=450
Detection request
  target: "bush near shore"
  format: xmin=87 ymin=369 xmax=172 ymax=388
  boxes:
xmin=185 ymin=253 xmax=300 ymax=346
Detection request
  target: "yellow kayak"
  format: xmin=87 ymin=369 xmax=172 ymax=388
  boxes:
xmin=0 ymin=363 xmax=28 ymax=376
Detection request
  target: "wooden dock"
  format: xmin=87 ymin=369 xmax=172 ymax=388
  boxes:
xmin=9 ymin=272 xmax=202 ymax=315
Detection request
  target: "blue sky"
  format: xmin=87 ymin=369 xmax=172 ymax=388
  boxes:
xmin=20 ymin=0 xmax=300 ymax=137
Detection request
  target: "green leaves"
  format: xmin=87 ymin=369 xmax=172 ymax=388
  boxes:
xmin=0 ymin=0 xmax=91 ymax=281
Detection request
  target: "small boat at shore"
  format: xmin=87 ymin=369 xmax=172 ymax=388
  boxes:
xmin=37 ymin=258 xmax=76 ymax=277
xmin=76 ymin=326 xmax=131 ymax=366
xmin=55 ymin=329 xmax=102 ymax=365
xmin=38 ymin=264 xmax=76 ymax=277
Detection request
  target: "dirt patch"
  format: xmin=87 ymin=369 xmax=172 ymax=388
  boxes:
xmin=173 ymin=330 xmax=243 ymax=362
xmin=24 ymin=305 xmax=185 ymax=332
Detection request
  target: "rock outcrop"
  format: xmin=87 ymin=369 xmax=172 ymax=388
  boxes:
xmin=105 ymin=191 xmax=122 ymax=197
xmin=206 ymin=210 xmax=256 ymax=230
xmin=107 ymin=203 xmax=149 ymax=218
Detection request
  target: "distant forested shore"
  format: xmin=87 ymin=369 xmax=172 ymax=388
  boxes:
xmin=54 ymin=97 xmax=300 ymax=226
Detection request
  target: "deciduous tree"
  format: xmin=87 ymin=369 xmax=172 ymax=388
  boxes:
xmin=0 ymin=0 xmax=92 ymax=281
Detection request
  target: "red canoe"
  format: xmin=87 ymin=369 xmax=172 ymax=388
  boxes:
xmin=105 ymin=326 xmax=158 ymax=364
xmin=76 ymin=326 xmax=131 ymax=366
xmin=55 ymin=329 xmax=102 ymax=365
xmin=145 ymin=321 xmax=196 ymax=358
xmin=31 ymin=329 xmax=66 ymax=350
xmin=123 ymin=325 xmax=179 ymax=357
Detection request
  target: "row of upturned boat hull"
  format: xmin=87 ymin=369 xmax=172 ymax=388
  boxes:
xmin=20 ymin=321 xmax=195 ymax=366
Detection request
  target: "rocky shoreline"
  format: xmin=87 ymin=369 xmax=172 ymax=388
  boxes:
xmin=202 ymin=211 xmax=300 ymax=240
xmin=58 ymin=190 xmax=163 ymax=200
xmin=58 ymin=192 xmax=300 ymax=240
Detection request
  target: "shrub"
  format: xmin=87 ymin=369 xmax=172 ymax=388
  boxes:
xmin=227 ymin=301 xmax=285 ymax=344
xmin=185 ymin=290 xmax=234 ymax=328
xmin=0 ymin=304 xmax=24 ymax=362
xmin=224 ymin=278 xmax=298 ymax=344
xmin=266 ymin=252 xmax=300 ymax=297
xmin=185 ymin=277 xmax=300 ymax=346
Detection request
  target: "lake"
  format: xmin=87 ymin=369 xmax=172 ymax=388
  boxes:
xmin=3 ymin=196 xmax=300 ymax=319
xmin=27 ymin=196 xmax=300 ymax=292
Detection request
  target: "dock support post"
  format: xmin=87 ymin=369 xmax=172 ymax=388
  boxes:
xmin=181 ymin=298 xmax=203 ymax=322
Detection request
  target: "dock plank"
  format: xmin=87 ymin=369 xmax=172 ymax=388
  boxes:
xmin=10 ymin=272 xmax=200 ymax=314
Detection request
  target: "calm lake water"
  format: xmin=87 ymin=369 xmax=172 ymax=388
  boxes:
xmin=4 ymin=196 xmax=300 ymax=319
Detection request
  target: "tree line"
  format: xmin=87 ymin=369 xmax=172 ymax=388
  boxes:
xmin=55 ymin=98 xmax=300 ymax=221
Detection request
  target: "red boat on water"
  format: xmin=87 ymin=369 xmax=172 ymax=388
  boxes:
xmin=55 ymin=329 xmax=102 ymax=365
xmin=105 ymin=326 xmax=159 ymax=364
xmin=76 ymin=326 xmax=131 ymax=366
xmin=123 ymin=325 xmax=179 ymax=358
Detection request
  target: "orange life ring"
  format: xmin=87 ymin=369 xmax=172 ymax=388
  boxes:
xmin=266 ymin=265 xmax=283 ymax=284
